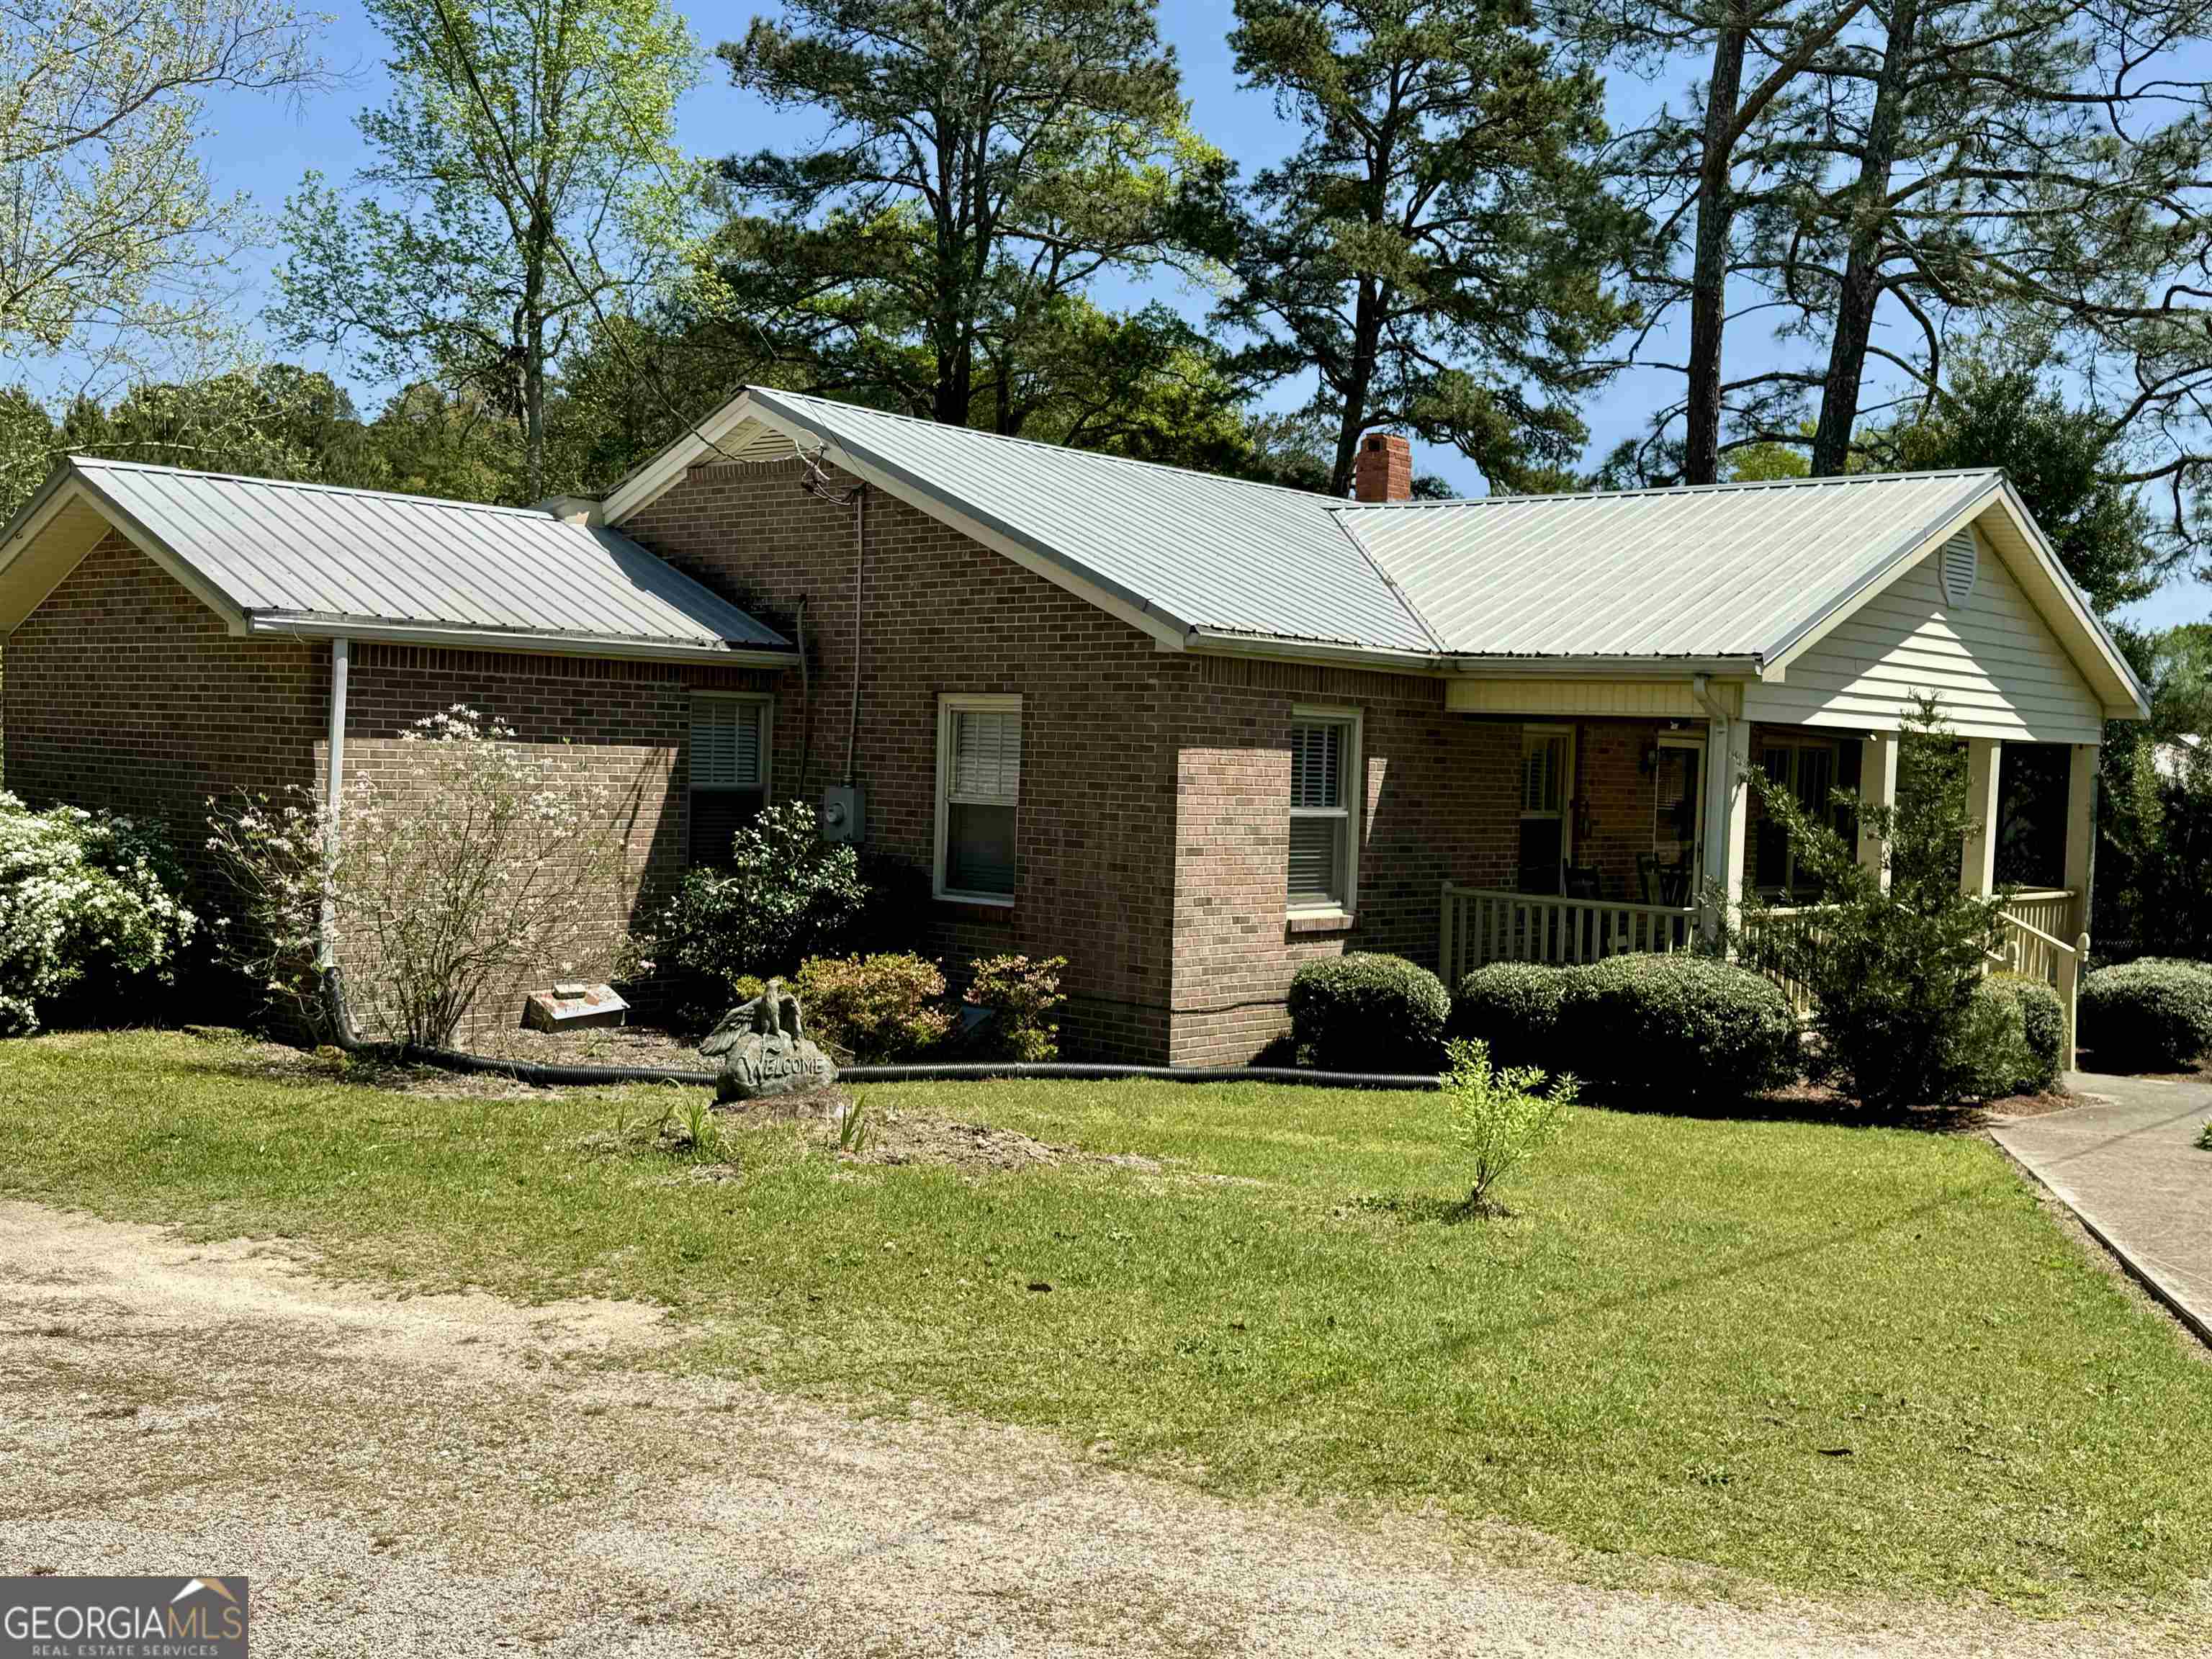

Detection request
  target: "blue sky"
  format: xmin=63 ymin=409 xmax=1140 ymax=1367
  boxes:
xmin=37 ymin=1 xmax=2212 ymax=629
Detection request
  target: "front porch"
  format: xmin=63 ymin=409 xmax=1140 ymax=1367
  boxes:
xmin=1432 ymin=704 xmax=2100 ymax=1063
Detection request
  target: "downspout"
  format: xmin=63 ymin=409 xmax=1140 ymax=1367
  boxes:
xmin=318 ymin=637 xmax=349 ymax=971
xmin=1691 ymin=673 xmax=1732 ymax=948
xmin=315 ymin=637 xmax=385 ymax=1052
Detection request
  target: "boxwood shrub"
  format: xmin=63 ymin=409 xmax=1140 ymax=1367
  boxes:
xmin=1565 ymin=954 xmax=1799 ymax=1102
xmin=1449 ymin=962 xmax=1570 ymax=1069
xmin=2080 ymin=959 xmax=2212 ymax=1071
xmin=1287 ymin=953 xmax=1451 ymax=1071
xmin=1971 ymin=973 xmax=2067 ymax=1096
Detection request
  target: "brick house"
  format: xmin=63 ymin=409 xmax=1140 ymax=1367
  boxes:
xmin=0 ymin=388 xmax=2148 ymax=1062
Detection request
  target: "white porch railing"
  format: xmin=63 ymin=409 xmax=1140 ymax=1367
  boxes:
xmin=1437 ymin=884 xmax=1697 ymax=989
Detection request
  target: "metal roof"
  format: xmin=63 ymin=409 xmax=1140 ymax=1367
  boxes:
xmin=1332 ymin=469 xmax=2004 ymax=660
xmin=603 ymin=386 xmax=2141 ymax=710
xmin=735 ymin=387 xmax=1434 ymax=651
xmin=17 ymin=457 xmax=792 ymax=658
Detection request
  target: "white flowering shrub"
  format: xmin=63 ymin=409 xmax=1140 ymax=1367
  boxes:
xmin=0 ymin=791 xmax=199 ymax=1036
xmin=208 ymin=706 xmax=639 ymax=1048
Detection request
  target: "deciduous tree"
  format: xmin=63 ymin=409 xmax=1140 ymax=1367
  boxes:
xmin=272 ymin=0 xmax=703 ymax=498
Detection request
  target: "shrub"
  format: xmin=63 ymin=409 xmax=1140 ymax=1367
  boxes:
xmin=210 ymin=707 xmax=634 ymax=1048
xmin=1565 ymin=953 xmax=1798 ymax=1102
xmin=1287 ymin=953 xmax=1451 ymax=1071
xmin=1442 ymin=1038 xmax=1577 ymax=1215
xmin=1 ymin=793 xmax=199 ymax=1036
xmin=792 ymin=953 xmax=953 ymax=1061
xmin=1969 ymin=974 xmax=2066 ymax=1096
xmin=966 ymin=953 xmax=1068 ymax=1062
xmin=2080 ymin=960 xmax=2212 ymax=1071
xmin=1744 ymin=696 xmax=2015 ymax=1107
xmin=644 ymin=801 xmax=868 ymax=1009
xmin=1449 ymin=962 xmax=1569 ymax=1069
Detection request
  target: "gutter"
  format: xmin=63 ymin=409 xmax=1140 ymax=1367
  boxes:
xmin=1180 ymin=626 xmax=1766 ymax=680
xmin=248 ymin=615 xmax=799 ymax=668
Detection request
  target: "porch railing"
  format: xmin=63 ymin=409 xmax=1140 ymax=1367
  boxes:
xmin=1437 ymin=884 xmax=1697 ymax=989
xmin=1439 ymin=880 xmax=2086 ymax=1064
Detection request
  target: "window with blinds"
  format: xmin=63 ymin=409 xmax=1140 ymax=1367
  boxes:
xmin=688 ymin=696 xmax=769 ymax=866
xmin=1288 ymin=714 xmax=1357 ymax=911
xmin=938 ymin=696 xmax=1021 ymax=900
xmin=1521 ymin=729 xmax=1567 ymax=816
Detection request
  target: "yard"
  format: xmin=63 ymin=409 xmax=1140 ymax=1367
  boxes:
xmin=2 ymin=1029 xmax=2208 ymax=1634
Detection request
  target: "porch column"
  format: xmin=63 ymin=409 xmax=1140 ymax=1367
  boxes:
xmin=2062 ymin=743 xmax=2098 ymax=940
xmin=1961 ymin=737 xmax=2003 ymax=897
xmin=2059 ymin=742 xmax=2099 ymax=1071
xmin=1858 ymin=733 xmax=1898 ymax=891
xmin=1701 ymin=712 xmax=1750 ymax=944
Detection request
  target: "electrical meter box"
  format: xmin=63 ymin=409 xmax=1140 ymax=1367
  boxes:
xmin=821 ymin=783 xmax=866 ymax=844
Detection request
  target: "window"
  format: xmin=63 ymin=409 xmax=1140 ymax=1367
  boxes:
xmin=936 ymin=694 xmax=1021 ymax=902
xmin=1753 ymin=736 xmax=1841 ymax=897
xmin=688 ymin=694 xmax=770 ymax=866
xmin=1519 ymin=725 xmax=1573 ymax=894
xmin=1288 ymin=709 xmax=1360 ymax=912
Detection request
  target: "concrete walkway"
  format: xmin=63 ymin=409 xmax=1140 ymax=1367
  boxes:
xmin=1992 ymin=1072 xmax=2212 ymax=1344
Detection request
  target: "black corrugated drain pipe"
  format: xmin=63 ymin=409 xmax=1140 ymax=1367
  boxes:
xmin=318 ymin=972 xmax=1438 ymax=1092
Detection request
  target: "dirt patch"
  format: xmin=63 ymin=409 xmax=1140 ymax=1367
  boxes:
xmin=464 ymin=1020 xmax=706 ymax=1072
xmin=3 ymin=1200 xmax=2198 ymax=1658
xmin=716 ymin=1090 xmax=1164 ymax=1176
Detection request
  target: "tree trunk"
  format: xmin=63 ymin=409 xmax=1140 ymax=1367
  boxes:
xmin=523 ymin=315 xmax=545 ymax=503
xmin=1810 ymin=0 xmax=1919 ymax=475
xmin=1329 ymin=279 xmax=1384 ymax=496
xmin=1683 ymin=17 xmax=1749 ymax=487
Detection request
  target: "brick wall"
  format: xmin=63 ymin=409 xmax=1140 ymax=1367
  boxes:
xmin=1163 ymin=657 xmax=1521 ymax=1065
xmin=623 ymin=457 xmax=1180 ymax=1059
xmin=2 ymin=529 xmax=327 ymax=889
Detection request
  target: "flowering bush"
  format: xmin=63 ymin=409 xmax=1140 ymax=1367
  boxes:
xmin=0 ymin=791 xmax=199 ymax=1035
xmin=966 ymin=953 xmax=1068 ymax=1062
xmin=643 ymin=801 xmax=868 ymax=1012
xmin=793 ymin=953 xmax=953 ymax=1061
xmin=209 ymin=706 xmax=637 ymax=1047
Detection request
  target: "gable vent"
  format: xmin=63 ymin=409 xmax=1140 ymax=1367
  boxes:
xmin=1939 ymin=528 xmax=1978 ymax=606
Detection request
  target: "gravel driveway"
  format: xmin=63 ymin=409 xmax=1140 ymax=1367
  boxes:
xmin=0 ymin=1201 xmax=2195 ymax=1657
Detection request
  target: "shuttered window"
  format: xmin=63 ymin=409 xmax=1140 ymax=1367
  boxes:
xmin=1288 ymin=712 xmax=1358 ymax=911
xmin=688 ymin=696 xmax=770 ymax=866
xmin=937 ymin=696 xmax=1021 ymax=900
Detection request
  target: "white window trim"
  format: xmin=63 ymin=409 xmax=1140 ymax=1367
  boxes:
xmin=1520 ymin=722 xmax=1576 ymax=861
xmin=688 ymin=691 xmax=774 ymax=793
xmin=1288 ymin=703 xmax=1362 ymax=920
xmin=934 ymin=692 xmax=1022 ymax=906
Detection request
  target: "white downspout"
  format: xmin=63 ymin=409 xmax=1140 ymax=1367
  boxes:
xmin=1691 ymin=673 xmax=1733 ymax=947
xmin=317 ymin=637 xmax=349 ymax=969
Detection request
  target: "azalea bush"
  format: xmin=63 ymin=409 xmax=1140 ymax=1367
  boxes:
xmin=793 ymin=952 xmax=953 ymax=1061
xmin=966 ymin=953 xmax=1068 ymax=1062
xmin=643 ymin=800 xmax=868 ymax=1016
xmin=0 ymin=791 xmax=199 ymax=1035
xmin=1288 ymin=953 xmax=1452 ymax=1071
xmin=210 ymin=707 xmax=637 ymax=1047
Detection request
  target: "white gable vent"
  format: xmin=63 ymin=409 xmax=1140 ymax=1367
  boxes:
xmin=1939 ymin=528 xmax=1978 ymax=606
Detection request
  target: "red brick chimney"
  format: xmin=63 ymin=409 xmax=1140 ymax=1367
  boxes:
xmin=1353 ymin=432 xmax=1412 ymax=503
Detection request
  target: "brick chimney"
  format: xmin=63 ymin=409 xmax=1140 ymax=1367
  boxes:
xmin=1353 ymin=433 xmax=1412 ymax=503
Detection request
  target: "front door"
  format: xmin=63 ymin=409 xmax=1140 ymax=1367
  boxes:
xmin=1652 ymin=737 xmax=1704 ymax=902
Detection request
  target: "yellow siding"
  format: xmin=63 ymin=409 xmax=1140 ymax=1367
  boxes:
xmin=1743 ymin=526 xmax=2105 ymax=742
xmin=1446 ymin=678 xmax=1740 ymax=718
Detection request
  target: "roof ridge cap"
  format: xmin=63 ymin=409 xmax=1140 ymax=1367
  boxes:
xmin=69 ymin=454 xmax=559 ymax=518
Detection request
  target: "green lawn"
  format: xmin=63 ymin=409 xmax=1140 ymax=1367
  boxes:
xmin=3 ymin=1030 xmax=2208 ymax=1617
